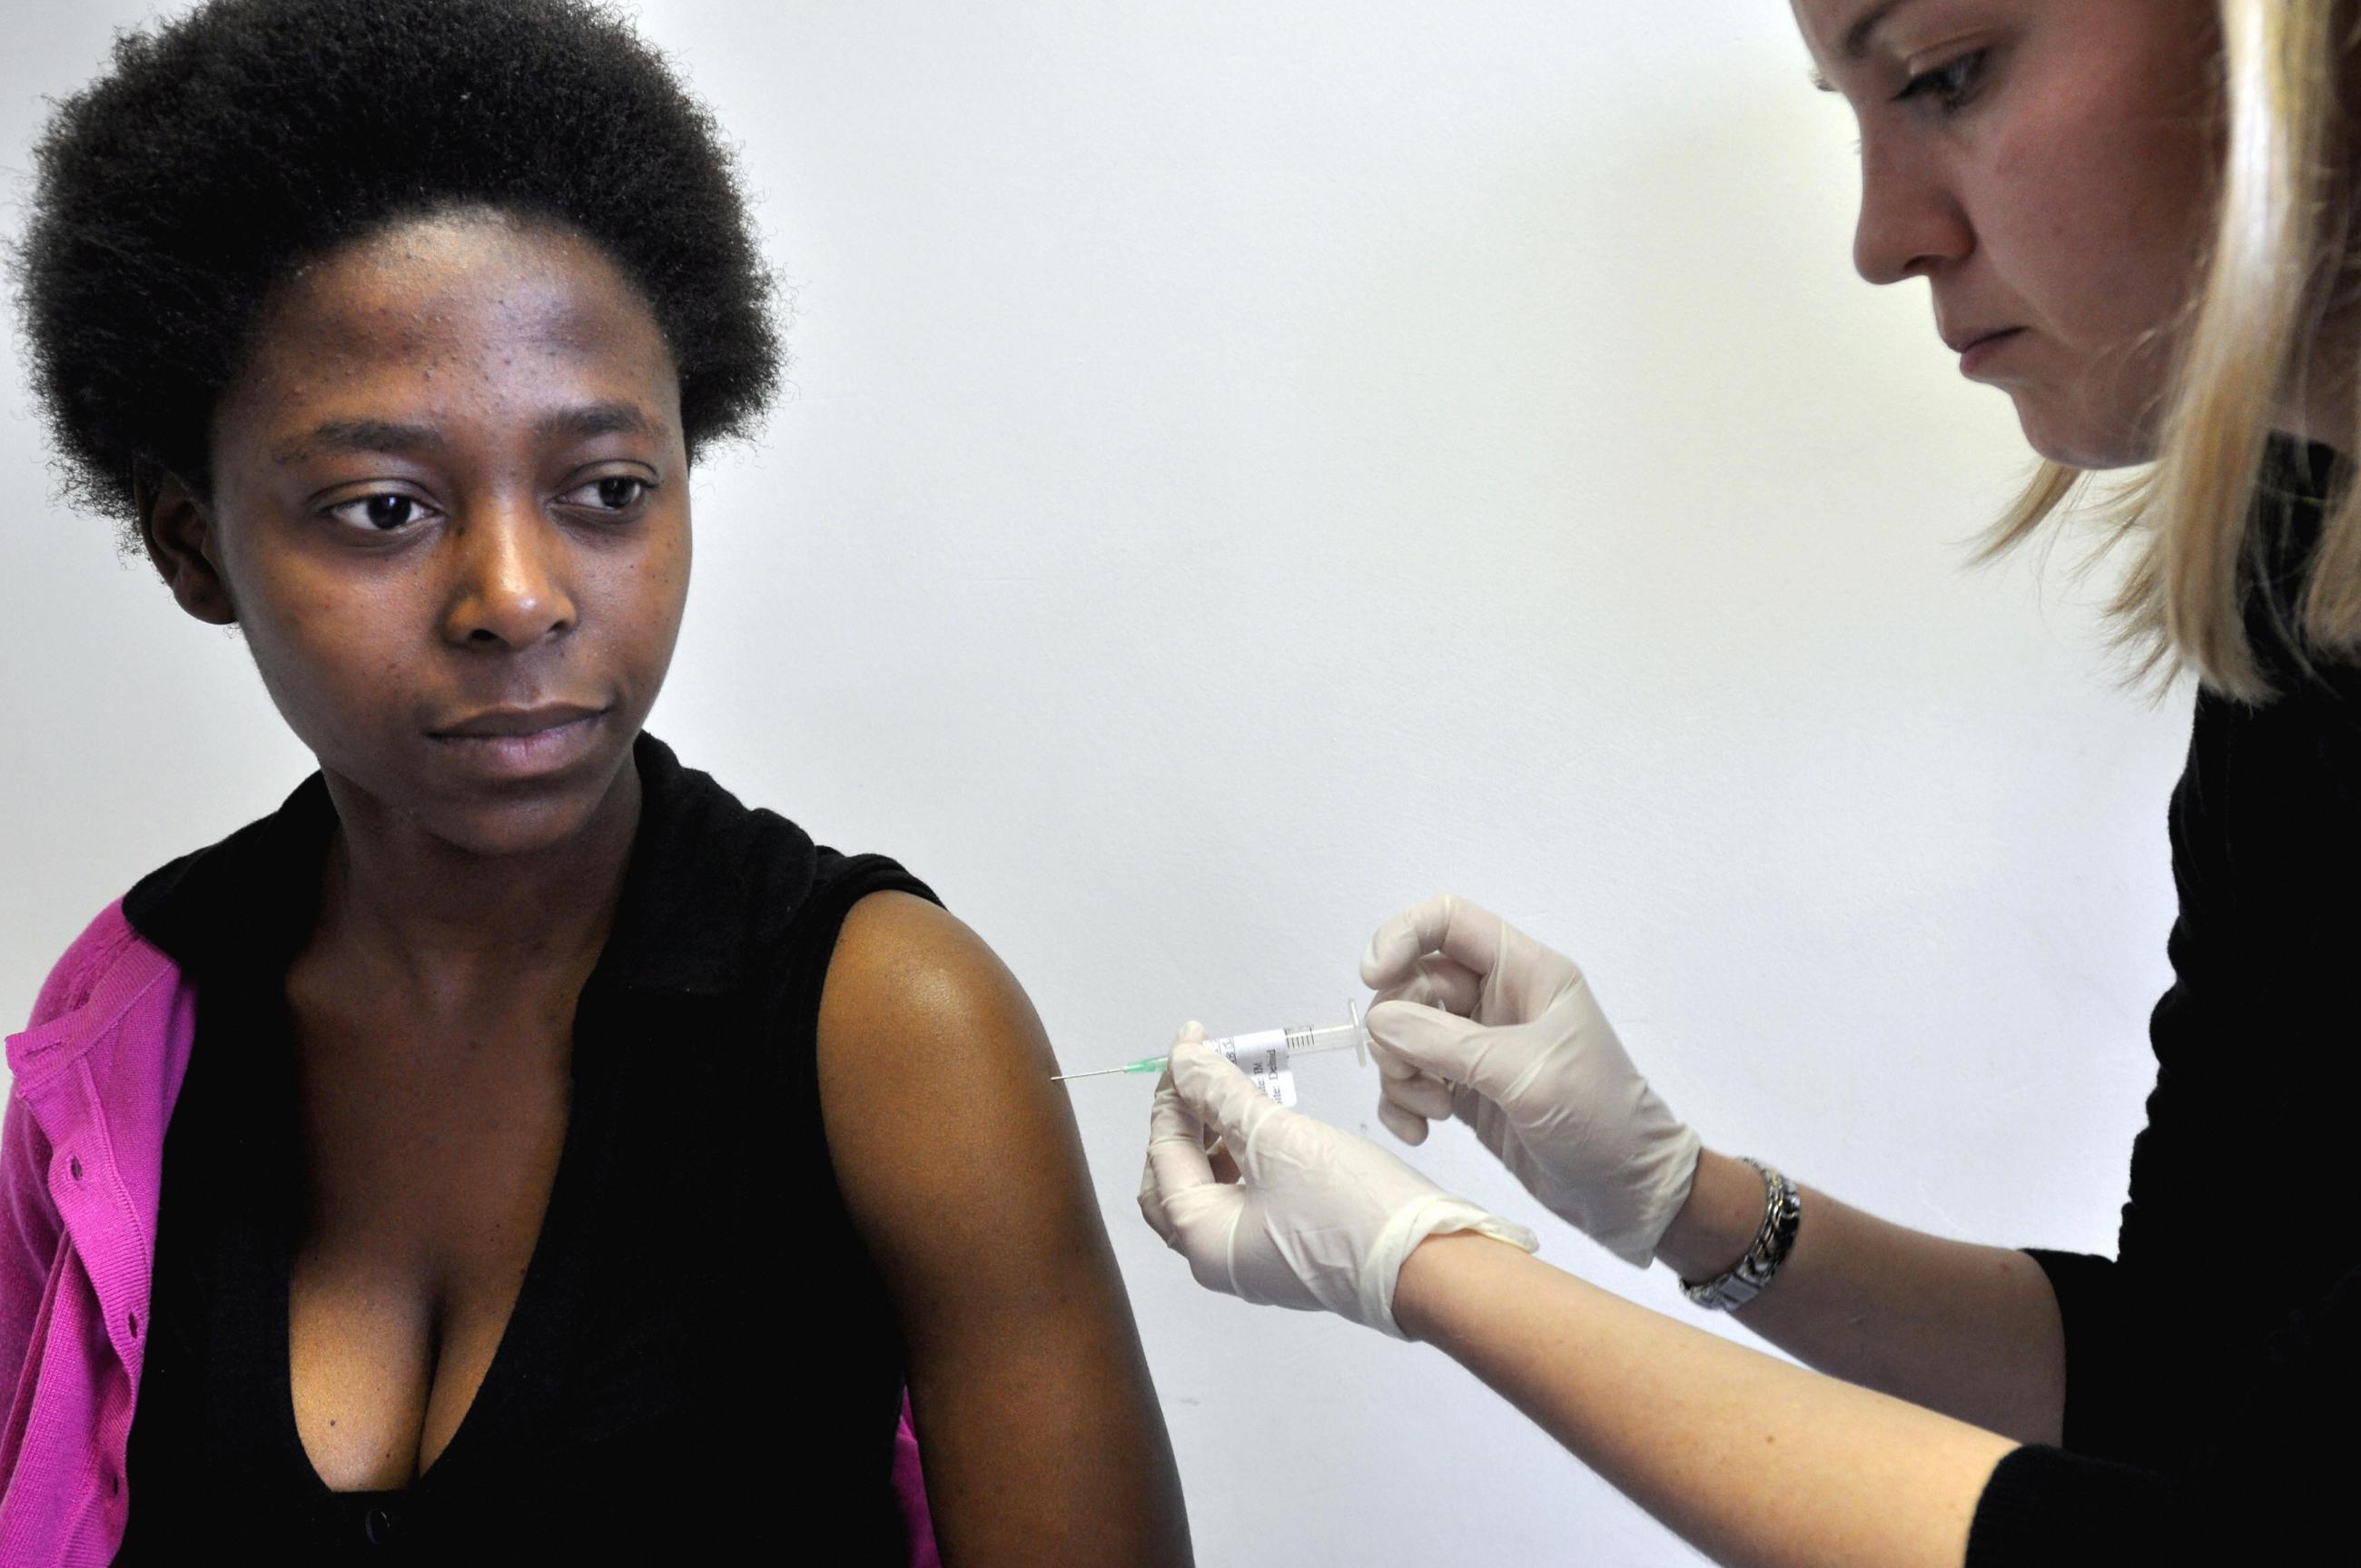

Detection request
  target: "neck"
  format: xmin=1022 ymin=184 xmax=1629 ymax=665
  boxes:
xmin=310 ymin=759 xmax=643 ymax=1017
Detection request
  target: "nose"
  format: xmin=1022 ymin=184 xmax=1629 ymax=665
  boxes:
xmin=1852 ymin=130 xmax=1973 ymax=286
xmin=440 ymin=494 xmax=578 ymax=649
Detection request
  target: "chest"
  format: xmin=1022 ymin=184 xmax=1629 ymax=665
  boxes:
xmin=2181 ymin=695 xmax=2361 ymax=964
xmin=123 ymin=930 xmax=916 ymax=1554
xmin=284 ymin=997 xmax=576 ymax=1491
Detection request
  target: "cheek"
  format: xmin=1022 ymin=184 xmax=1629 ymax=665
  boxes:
xmin=592 ymin=521 xmax=693 ymax=662
xmin=652 ymin=527 xmax=692 ymax=614
xmin=209 ymin=478 xmax=409 ymax=711
xmin=242 ymin=572 xmax=406 ymax=705
xmin=1986 ymin=69 xmax=2214 ymax=351
xmin=648 ymin=512 xmax=693 ymax=616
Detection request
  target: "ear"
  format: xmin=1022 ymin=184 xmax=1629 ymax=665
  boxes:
xmin=136 ymin=468 xmax=238 ymax=626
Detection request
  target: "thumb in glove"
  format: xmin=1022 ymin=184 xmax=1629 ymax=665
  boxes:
xmin=1141 ymin=1038 xmax=1538 ymax=1337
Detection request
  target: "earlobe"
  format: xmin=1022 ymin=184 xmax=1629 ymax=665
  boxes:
xmin=136 ymin=468 xmax=238 ymax=626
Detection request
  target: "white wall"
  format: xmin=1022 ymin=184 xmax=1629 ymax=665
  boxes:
xmin=0 ymin=4 xmax=2189 ymax=1562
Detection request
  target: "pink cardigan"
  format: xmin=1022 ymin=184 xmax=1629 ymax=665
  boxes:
xmin=0 ymin=901 xmax=939 ymax=1565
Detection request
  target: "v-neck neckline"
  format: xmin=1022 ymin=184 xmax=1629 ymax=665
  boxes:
xmin=258 ymin=977 xmax=617 ymax=1499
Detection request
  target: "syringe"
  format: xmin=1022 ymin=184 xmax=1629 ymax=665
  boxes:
xmin=1052 ymin=1001 xmax=1368 ymax=1083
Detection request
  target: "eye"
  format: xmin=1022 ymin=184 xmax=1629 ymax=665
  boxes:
xmin=559 ymin=474 xmax=655 ymax=514
xmin=1896 ymin=49 xmax=1987 ymax=114
xmin=323 ymin=492 xmax=437 ymax=533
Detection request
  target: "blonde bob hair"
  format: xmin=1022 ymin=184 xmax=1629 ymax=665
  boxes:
xmin=1988 ymin=0 xmax=2359 ymax=700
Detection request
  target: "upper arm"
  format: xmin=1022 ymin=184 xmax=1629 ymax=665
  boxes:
xmin=816 ymin=892 xmax=1191 ymax=1568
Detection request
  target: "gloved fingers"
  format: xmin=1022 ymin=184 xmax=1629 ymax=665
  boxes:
xmin=1365 ymin=999 xmax=1512 ymax=1098
xmin=1156 ymin=1175 xmax=1248 ymax=1295
xmin=1369 ymin=1018 xmax=1477 ymax=1119
xmin=1450 ymin=1077 xmax=1491 ymax=1126
xmin=1167 ymin=1039 xmax=1281 ymax=1181
xmin=1376 ymin=1095 xmax=1432 ymax=1146
xmin=1147 ymin=1060 xmax=1204 ymax=1149
xmin=1138 ymin=1149 xmax=1179 ymax=1246
xmin=1141 ymin=1064 xmax=1213 ymax=1248
xmin=1368 ymin=954 xmax=1484 ymax=1020
xmin=1174 ymin=1019 xmax=1255 ymax=1171
xmin=1379 ymin=1066 xmax=1458 ymax=1123
xmin=1368 ymin=1031 xmax=1421 ymax=1082
xmin=1416 ymin=955 xmax=1485 ymax=1015
xmin=1359 ymin=892 xmax=1508 ymax=989
xmin=1144 ymin=1131 xmax=1225 ymax=1248
xmin=1154 ymin=1021 xmax=1217 ymax=1152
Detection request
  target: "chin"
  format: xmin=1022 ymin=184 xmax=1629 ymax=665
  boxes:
xmin=435 ymin=790 xmax=612 ymax=855
xmin=2011 ymin=391 xmax=2160 ymax=472
xmin=324 ymin=740 xmax=635 ymax=863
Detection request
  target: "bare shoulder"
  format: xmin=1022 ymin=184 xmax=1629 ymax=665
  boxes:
xmin=812 ymin=894 xmax=1194 ymax=1563
xmin=817 ymin=891 xmax=1057 ymax=1079
xmin=814 ymin=891 xmax=1083 ymax=1274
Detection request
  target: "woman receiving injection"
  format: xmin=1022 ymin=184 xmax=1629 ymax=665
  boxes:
xmin=0 ymin=2 xmax=1190 ymax=1561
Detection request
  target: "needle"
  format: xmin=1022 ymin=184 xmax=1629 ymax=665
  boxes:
xmin=1052 ymin=1004 xmax=1368 ymax=1083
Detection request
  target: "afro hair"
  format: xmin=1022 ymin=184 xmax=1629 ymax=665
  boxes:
xmin=13 ymin=0 xmax=782 ymax=527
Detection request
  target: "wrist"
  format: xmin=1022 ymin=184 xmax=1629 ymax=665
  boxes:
xmin=1652 ymin=1148 xmax=1764 ymax=1280
xmin=1393 ymin=1229 xmax=1537 ymax=1343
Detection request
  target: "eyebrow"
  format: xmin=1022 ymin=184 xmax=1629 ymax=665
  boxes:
xmin=1809 ymin=0 xmax=1921 ymax=91
xmin=272 ymin=401 xmax=661 ymax=465
xmin=535 ymin=400 xmax=660 ymax=444
xmin=271 ymin=418 xmax=444 ymax=466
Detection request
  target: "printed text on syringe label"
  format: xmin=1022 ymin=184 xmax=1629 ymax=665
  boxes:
xmin=1209 ymin=1029 xmax=1298 ymax=1109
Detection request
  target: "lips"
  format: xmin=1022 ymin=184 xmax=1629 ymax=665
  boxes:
xmin=426 ymin=704 xmax=611 ymax=782
xmin=1941 ymin=326 xmax=2021 ymax=356
xmin=430 ymin=702 xmax=607 ymax=739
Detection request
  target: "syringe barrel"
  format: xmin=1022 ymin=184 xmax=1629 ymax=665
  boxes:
xmin=1203 ymin=1027 xmax=1290 ymax=1080
xmin=1209 ymin=1007 xmax=1369 ymax=1072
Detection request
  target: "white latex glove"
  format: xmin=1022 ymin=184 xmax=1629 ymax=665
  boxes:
xmin=1139 ymin=1026 xmax=1538 ymax=1338
xmin=1360 ymin=893 xmax=1702 ymax=1267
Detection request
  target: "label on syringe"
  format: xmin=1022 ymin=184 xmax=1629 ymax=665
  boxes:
xmin=1208 ymin=1028 xmax=1298 ymax=1108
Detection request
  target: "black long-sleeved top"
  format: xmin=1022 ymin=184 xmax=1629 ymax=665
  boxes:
xmin=1966 ymin=438 xmax=2361 ymax=1563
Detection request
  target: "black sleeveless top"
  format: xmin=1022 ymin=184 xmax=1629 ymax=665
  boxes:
xmin=112 ymin=733 xmax=934 ymax=1563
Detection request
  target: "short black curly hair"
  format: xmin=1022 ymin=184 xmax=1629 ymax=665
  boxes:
xmin=14 ymin=0 xmax=781 ymax=528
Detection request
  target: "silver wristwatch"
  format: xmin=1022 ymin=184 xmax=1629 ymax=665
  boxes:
xmin=1677 ymin=1159 xmax=1802 ymax=1312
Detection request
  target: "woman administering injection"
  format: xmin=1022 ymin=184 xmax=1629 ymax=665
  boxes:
xmin=1143 ymin=2 xmax=2360 ymax=1563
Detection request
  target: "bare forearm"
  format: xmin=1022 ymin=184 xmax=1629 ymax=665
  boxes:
xmin=1655 ymin=1149 xmax=2064 ymax=1445
xmin=1398 ymin=1233 xmax=2019 ymax=1568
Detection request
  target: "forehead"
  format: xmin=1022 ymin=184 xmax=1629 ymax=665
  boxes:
xmin=225 ymin=210 xmax=679 ymax=423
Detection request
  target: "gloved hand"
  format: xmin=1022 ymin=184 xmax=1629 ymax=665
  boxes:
xmin=1360 ymin=893 xmax=1702 ymax=1267
xmin=1139 ymin=1026 xmax=1537 ymax=1338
